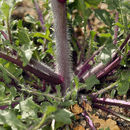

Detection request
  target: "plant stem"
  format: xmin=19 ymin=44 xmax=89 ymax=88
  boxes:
xmin=6 ymin=18 xmax=12 ymax=44
xmin=81 ymin=34 xmax=130 ymax=81
xmin=93 ymin=81 xmax=119 ymax=96
xmin=97 ymin=56 xmax=121 ymax=79
xmin=0 ymin=31 xmax=9 ymax=40
xmin=33 ymin=0 xmax=46 ymax=32
xmin=33 ymin=113 xmax=47 ymax=130
xmin=51 ymin=0 xmax=72 ymax=96
xmin=92 ymin=97 xmax=130 ymax=108
xmin=82 ymin=112 xmax=96 ymax=130
xmin=93 ymin=104 xmax=130 ymax=122
xmin=113 ymin=11 xmax=119 ymax=45
xmin=0 ymin=51 xmax=63 ymax=84
xmin=77 ymin=45 xmax=105 ymax=79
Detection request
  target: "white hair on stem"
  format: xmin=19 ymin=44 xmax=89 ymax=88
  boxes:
xmin=50 ymin=0 xmax=72 ymax=96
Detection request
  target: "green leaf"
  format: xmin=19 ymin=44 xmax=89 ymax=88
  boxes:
xmin=21 ymin=43 xmax=35 ymax=65
xmin=90 ymin=30 xmax=97 ymax=40
xmin=0 ymin=25 xmax=5 ymax=30
xmin=15 ymin=97 xmax=40 ymax=119
xmin=1 ymin=2 xmax=10 ymax=18
xmin=85 ymin=75 xmax=100 ymax=90
xmin=85 ymin=0 xmax=101 ymax=7
xmin=0 ymin=127 xmax=6 ymax=130
xmin=45 ymin=106 xmax=57 ymax=116
xmin=18 ymin=27 xmax=30 ymax=44
xmin=106 ymin=0 xmax=119 ymax=10
xmin=115 ymin=22 xmax=125 ymax=28
xmin=61 ymin=100 xmax=75 ymax=107
xmin=18 ymin=27 xmax=36 ymax=65
xmin=73 ymin=76 xmax=79 ymax=90
xmin=54 ymin=109 xmax=73 ymax=124
xmin=105 ymin=127 xmax=110 ymax=130
xmin=120 ymin=70 xmax=130 ymax=81
xmin=33 ymin=32 xmax=52 ymax=41
xmin=99 ymin=33 xmax=112 ymax=38
xmin=94 ymin=9 xmax=112 ymax=26
xmin=0 ymin=82 xmax=5 ymax=96
xmin=111 ymin=89 xmax=116 ymax=98
xmin=24 ymin=15 xmax=37 ymax=24
xmin=0 ymin=110 xmax=26 ymax=129
xmin=117 ymin=81 xmax=129 ymax=95
xmin=10 ymin=87 xmax=17 ymax=99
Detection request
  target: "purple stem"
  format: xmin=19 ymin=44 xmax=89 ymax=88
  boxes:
xmin=0 ymin=31 xmax=9 ymax=40
xmin=0 ymin=51 xmax=63 ymax=85
xmin=97 ymin=56 xmax=121 ymax=79
xmin=93 ymin=104 xmax=130 ymax=122
xmin=80 ymin=34 xmax=130 ymax=81
xmin=113 ymin=11 xmax=119 ymax=45
xmin=92 ymin=97 xmax=130 ymax=108
xmin=33 ymin=0 xmax=46 ymax=32
xmin=77 ymin=45 xmax=105 ymax=79
xmin=82 ymin=112 xmax=96 ymax=130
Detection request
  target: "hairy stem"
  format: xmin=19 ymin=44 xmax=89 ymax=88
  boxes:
xmin=51 ymin=0 xmax=72 ymax=96
xmin=0 ymin=51 xmax=63 ymax=84
xmin=113 ymin=11 xmax=119 ymax=45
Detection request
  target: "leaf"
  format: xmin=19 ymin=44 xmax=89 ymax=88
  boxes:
xmin=61 ymin=100 xmax=75 ymax=107
xmin=54 ymin=109 xmax=73 ymax=124
xmin=18 ymin=27 xmax=36 ymax=65
xmin=15 ymin=97 xmax=40 ymax=119
xmin=33 ymin=32 xmax=52 ymax=41
xmin=120 ymin=70 xmax=130 ymax=81
xmin=115 ymin=22 xmax=125 ymax=29
xmin=45 ymin=106 xmax=57 ymax=116
xmin=85 ymin=0 xmax=101 ymax=7
xmin=94 ymin=9 xmax=112 ymax=26
xmin=0 ymin=127 xmax=6 ymax=130
xmin=0 ymin=25 xmax=5 ymax=30
xmin=90 ymin=30 xmax=97 ymax=40
xmin=18 ymin=27 xmax=30 ymax=44
xmin=73 ymin=76 xmax=79 ymax=90
xmin=1 ymin=2 xmax=10 ymax=18
xmin=24 ymin=15 xmax=37 ymax=24
xmin=21 ymin=44 xmax=34 ymax=65
xmin=99 ymin=33 xmax=112 ymax=38
xmin=85 ymin=75 xmax=100 ymax=90
xmin=0 ymin=82 xmax=5 ymax=96
xmin=117 ymin=81 xmax=129 ymax=95
xmin=106 ymin=0 xmax=120 ymax=10
xmin=0 ymin=110 xmax=26 ymax=129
